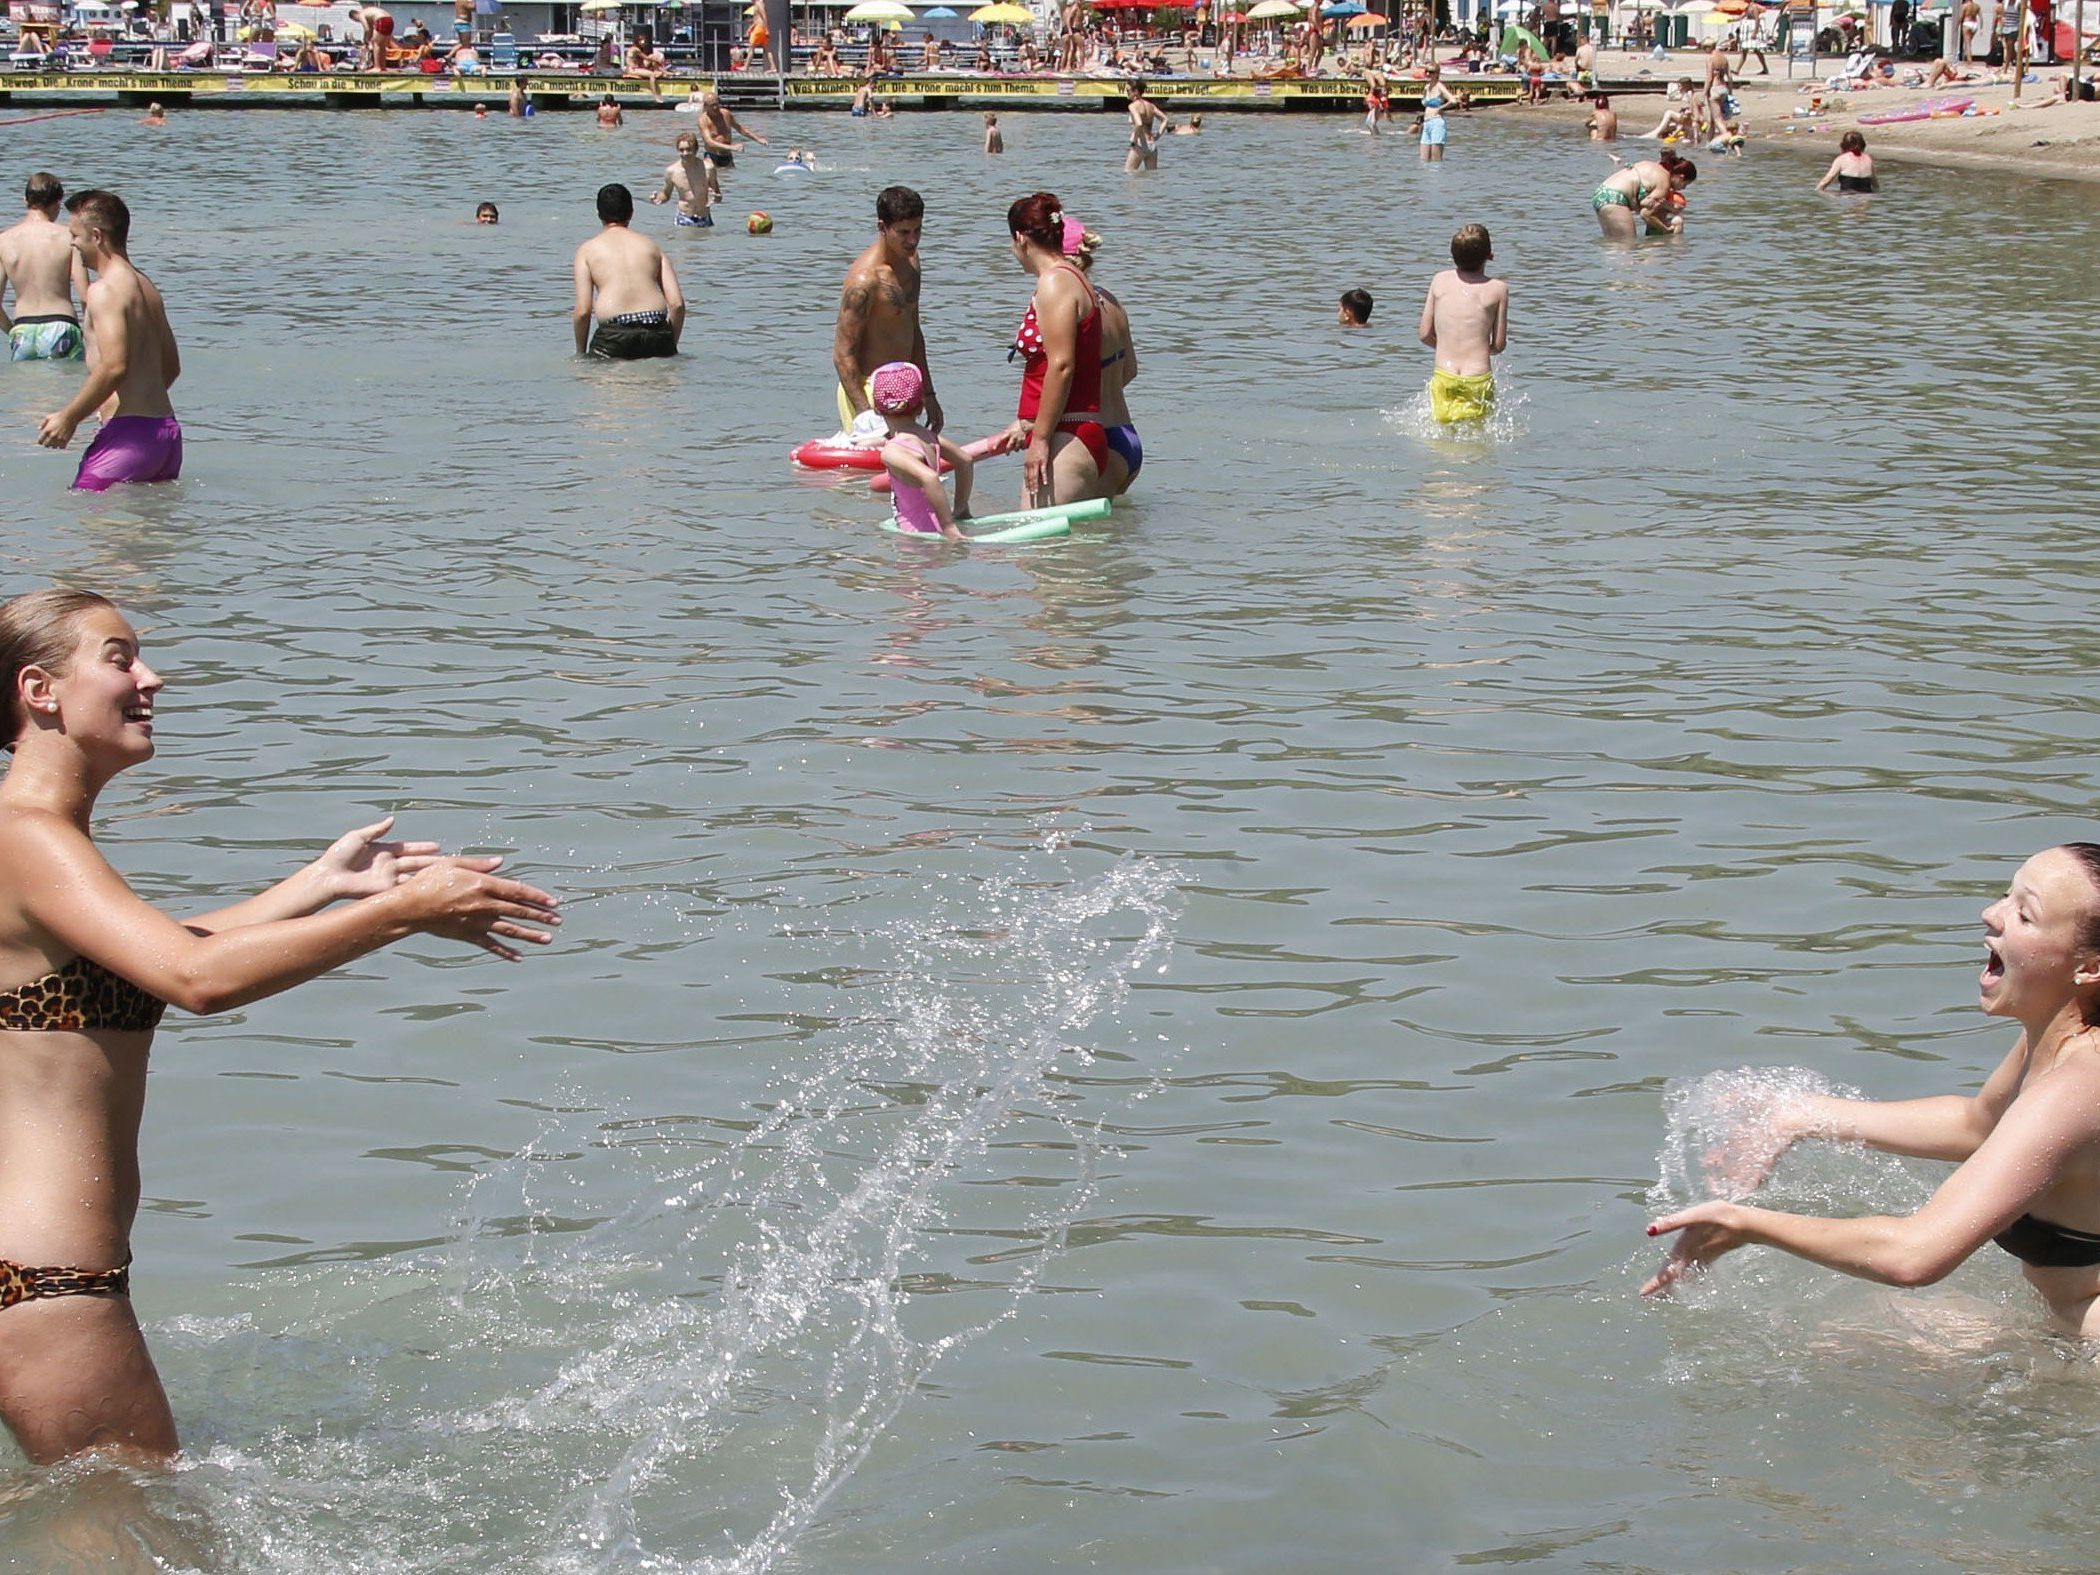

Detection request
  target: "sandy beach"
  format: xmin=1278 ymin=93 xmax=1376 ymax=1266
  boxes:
xmin=1516 ymin=59 xmax=2100 ymax=182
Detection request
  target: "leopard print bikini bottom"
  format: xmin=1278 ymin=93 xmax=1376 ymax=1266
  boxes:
xmin=0 ymin=1253 xmax=131 ymax=1311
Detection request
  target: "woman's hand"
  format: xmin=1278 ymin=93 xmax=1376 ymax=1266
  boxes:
xmin=395 ymin=858 xmax=561 ymax=961
xmin=313 ymin=814 xmax=443 ymax=901
xmin=1642 ymin=1201 xmax=1752 ymax=1295
xmin=1024 ymin=436 xmax=1053 ymax=502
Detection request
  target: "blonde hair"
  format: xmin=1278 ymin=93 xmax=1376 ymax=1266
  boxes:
xmin=1 ymin=588 xmax=115 ymax=751
xmin=1071 ymin=227 xmax=1104 ymax=269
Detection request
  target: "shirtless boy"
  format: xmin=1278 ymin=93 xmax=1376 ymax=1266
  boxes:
xmin=35 ymin=191 xmax=182 ymax=490
xmin=832 ymin=185 xmax=940 ymax=439
xmin=2 ymin=173 xmax=87 ymax=363
xmin=1415 ymin=222 xmax=1508 ymax=426
xmin=571 ymin=183 xmax=685 ymax=359
xmin=650 ymin=131 xmax=720 ymax=228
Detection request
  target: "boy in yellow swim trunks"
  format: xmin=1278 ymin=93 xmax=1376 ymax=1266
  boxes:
xmin=1416 ymin=222 xmax=1508 ymax=426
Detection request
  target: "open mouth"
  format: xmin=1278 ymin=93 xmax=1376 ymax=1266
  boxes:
xmin=1982 ymin=940 xmax=2005 ymax=988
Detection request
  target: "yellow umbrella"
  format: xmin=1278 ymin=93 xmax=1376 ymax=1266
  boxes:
xmin=970 ymin=2 xmax=1032 ymax=18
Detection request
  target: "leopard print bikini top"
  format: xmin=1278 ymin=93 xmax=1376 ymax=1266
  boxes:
xmin=0 ymin=955 xmax=167 ymax=1033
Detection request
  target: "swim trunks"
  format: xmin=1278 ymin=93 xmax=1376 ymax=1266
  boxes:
xmin=1 ymin=1252 xmax=132 ymax=1311
xmin=1105 ymin=422 xmax=1142 ymax=482
xmin=708 ymin=148 xmax=735 ymax=167
xmin=1058 ymin=418 xmax=1109 ymax=474
xmin=8 ymin=313 xmax=84 ymax=362
xmin=587 ymin=309 xmax=677 ymax=359
xmin=73 ymin=415 xmax=183 ymax=492
xmin=1429 ymin=369 xmax=1495 ymax=425
xmin=1421 ymin=115 xmax=1448 ymax=146
xmin=675 ymin=210 xmax=714 ymax=227
xmin=835 ymin=375 xmax=879 ymax=436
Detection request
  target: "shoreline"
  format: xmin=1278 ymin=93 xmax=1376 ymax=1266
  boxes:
xmin=1507 ymin=69 xmax=2100 ymax=186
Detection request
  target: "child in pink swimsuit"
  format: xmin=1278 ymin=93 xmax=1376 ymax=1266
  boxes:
xmin=873 ymin=361 xmax=975 ymax=540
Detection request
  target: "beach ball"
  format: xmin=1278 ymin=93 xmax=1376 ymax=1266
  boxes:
xmin=747 ymin=211 xmax=773 ymax=235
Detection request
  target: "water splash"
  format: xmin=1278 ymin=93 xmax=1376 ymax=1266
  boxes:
xmin=149 ymin=850 xmax=1183 ymax=1573
xmin=1382 ymin=377 xmax=1530 ymax=446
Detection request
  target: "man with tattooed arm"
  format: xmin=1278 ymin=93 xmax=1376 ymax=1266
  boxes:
xmin=832 ymin=186 xmax=942 ymax=441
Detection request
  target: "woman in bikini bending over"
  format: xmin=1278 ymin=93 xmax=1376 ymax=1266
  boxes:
xmin=1647 ymin=844 xmax=2100 ymax=1339
xmin=0 ymin=589 xmax=560 ymax=1465
xmin=1000 ymin=192 xmax=1110 ymax=510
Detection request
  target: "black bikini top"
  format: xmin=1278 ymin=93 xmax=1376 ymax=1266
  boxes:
xmin=0 ymin=954 xmax=167 ymax=1033
xmin=1993 ymin=1212 xmax=2100 ymax=1269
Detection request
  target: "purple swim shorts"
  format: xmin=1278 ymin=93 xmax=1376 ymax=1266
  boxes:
xmin=72 ymin=415 xmax=184 ymax=493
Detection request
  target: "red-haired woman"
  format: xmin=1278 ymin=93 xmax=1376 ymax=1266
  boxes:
xmin=1001 ymin=192 xmax=1109 ymax=510
xmin=0 ymin=588 xmax=559 ymax=1465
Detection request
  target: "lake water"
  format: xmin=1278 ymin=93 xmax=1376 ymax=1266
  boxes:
xmin=6 ymin=99 xmax=2100 ymax=1571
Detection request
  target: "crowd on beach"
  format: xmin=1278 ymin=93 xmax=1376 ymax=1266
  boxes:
xmin=13 ymin=31 xmax=2100 ymax=1499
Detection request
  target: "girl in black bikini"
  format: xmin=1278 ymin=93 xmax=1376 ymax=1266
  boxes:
xmin=0 ymin=588 xmax=559 ymax=1464
xmin=1647 ymin=844 xmax=2100 ymax=1338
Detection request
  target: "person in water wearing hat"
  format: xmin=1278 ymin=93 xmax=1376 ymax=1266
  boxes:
xmin=874 ymin=361 xmax=975 ymax=540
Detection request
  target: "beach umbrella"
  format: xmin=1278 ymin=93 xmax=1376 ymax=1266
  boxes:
xmin=578 ymin=0 xmax=620 ymax=10
xmin=969 ymin=2 xmax=1032 ymax=17
xmin=1345 ymin=9 xmax=1385 ymax=21
xmin=844 ymin=0 xmax=912 ymax=17
xmin=1320 ymin=0 xmax=1365 ymax=14
xmin=1246 ymin=0 xmax=1301 ymax=16
xmin=923 ymin=4 xmax=958 ymax=12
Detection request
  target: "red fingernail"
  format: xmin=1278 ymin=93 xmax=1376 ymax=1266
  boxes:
xmin=1645 ymin=1225 xmax=1659 ymax=1236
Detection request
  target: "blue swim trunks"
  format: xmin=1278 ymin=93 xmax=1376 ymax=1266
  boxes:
xmin=675 ymin=211 xmax=714 ymax=227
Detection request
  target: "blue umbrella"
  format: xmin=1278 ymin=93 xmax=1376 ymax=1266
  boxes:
xmin=923 ymin=5 xmax=959 ymax=12
xmin=1320 ymin=1 xmax=1366 ymax=15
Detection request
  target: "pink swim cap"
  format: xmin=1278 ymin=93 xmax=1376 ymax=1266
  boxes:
xmin=1060 ymin=215 xmax=1085 ymax=255
xmin=869 ymin=360 xmax=924 ymax=414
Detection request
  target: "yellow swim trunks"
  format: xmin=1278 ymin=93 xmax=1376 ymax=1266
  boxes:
xmin=1428 ymin=369 xmax=1496 ymax=425
xmin=835 ymin=375 xmax=877 ymax=433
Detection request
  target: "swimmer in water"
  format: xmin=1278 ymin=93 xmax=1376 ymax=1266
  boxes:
xmin=983 ymin=112 xmax=1004 ymax=154
xmin=1125 ymin=79 xmax=1166 ymax=172
xmin=1000 ymin=192 xmax=1108 ymax=509
xmin=1816 ymin=130 xmax=1878 ymax=193
xmin=1416 ymin=223 xmax=1506 ymax=425
xmin=1419 ymin=67 xmax=1449 ymax=162
xmin=1590 ymin=154 xmax=1694 ymax=239
xmin=596 ymin=93 xmax=623 ymax=129
xmin=650 ymin=131 xmax=718 ymax=228
xmin=1064 ymin=217 xmax=1140 ymax=497
xmin=873 ymin=361 xmax=974 ymax=540
xmin=141 ymin=102 xmax=167 ymax=126
xmin=36 ymin=192 xmax=183 ymax=492
xmin=475 ymin=200 xmax=499 ymax=224
xmin=1646 ymin=845 xmax=2100 ymax=1342
xmin=1 ymin=172 xmax=87 ymax=364
xmin=1338 ymin=287 xmax=1372 ymax=327
xmin=0 ymin=589 xmax=559 ymax=1465
xmin=1585 ymin=93 xmax=1618 ymax=141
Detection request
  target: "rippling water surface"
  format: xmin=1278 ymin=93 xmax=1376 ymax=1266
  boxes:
xmin=5 ymin=101 xmax=2100 ymax=1571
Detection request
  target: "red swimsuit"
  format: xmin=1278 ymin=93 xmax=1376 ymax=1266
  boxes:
xmin=1015 ymin=264 xmax=1109 ymax=474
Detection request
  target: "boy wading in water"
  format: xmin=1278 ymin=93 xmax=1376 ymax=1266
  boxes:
xmin=1416 ymin=223 xmax=1508 ymax=426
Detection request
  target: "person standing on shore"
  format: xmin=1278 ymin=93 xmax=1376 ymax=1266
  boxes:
xmin=1417 ymin=222 xmax=1507 ymax=426
xmin=1 ymin=172 xmax=85 ymax=363
xmin=650 ymin=131 xmax=719 ymax=228
xmin=34 ymin=192 xmax=181 ymax=492
xmin=832 ymin=185 xmax=941 ymax=440
xmin=571 ymin=184 xmax=684 ymax=359
xmin=0 ymin=587 xmax=560 ymax=1466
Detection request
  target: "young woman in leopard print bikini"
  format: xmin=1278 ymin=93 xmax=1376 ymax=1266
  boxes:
xmin=0 ymin=588 xmax=561 ymax=1465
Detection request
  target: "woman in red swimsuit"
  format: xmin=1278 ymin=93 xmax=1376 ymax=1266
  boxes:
xmin=1001 ymin=191 xmax=1110 ymax=510
xmin=0 ymin=588 xmax=560 ymax=1465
